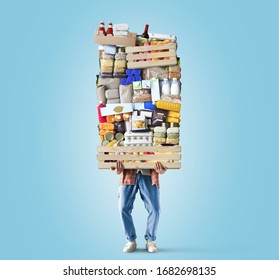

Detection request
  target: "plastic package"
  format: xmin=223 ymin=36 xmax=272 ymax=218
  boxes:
xmin=106 ymin=98 xmax=121 ymax=104
xmin=167 ymin=111 xmax=180 ymax=118
xmin=100 ymin=53 xmax=114 ymax=75
xmin=131 ymin=115 xmax=148 ymax=132
xmin=166 ymin=138 xmax=179 ymax=145
xmin=99 ymin=123 xmax=115 ymax=130
xmin=97 ymin=85 xmax=106 ymax=105
xmin=106 ymin=115 xmax=115 ymax=123
xmin=153 ymin=137 xmax=166 ymax=144
xmin=114 ymin=114 xmax=123 ymax=122
xmin=123 ymin=113 xmax=131 ymax=121
xmin=156 ymin=100 xmax=181 ymax=112
xmin=169 ymin=72 xmax=181 ymax=80
xmin=151 ymin=108 xmax=167 ymax=126
xmin=154 ymin=132 xmax=166 ymax=138
xmin=167 ymin=133 xmax=180 ymax=139
xmin=168 ymin=65 xmax=181 ymax=80
xmin=114 ymin=51 xmax=126 ymax=76
xmin=166 ymin=116 xmax=180 ymax=123
xmin=119 ymin=84 xmax=133 ymax=103
xmin=161 ymin=94 xmax=182 ymax=102
xmin=133 ymin=89 xmax=152 ymax=102
xmin=142 ymin=67 xmax=168 ymax=80
xmin=98 ymin=77 xmax=121 ymax=89
xmin=105 ymin=89 xmax=119 ymax=99
xmin=153 ymin=124 xmax=166 ymax=144
xmin=114 ymin=121 xmax=126 ymax=133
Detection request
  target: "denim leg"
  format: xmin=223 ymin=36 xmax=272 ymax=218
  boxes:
xmin=137 ymin=173 xmax=160 ymax=241
xmin=118 ymin=184 xmax=138 ymax=242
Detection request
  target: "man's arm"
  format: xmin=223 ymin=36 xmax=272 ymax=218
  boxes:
xmin=153 ymin=162 xmax=167 ymax=174
xmin=110 ymin=160 xmax=124 ymax=174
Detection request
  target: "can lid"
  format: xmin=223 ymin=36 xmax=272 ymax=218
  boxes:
xmin=104 ymin=132 xmax=114 ymax=141
xmin=115 ymin=132 xmax=124 ymax=141
xmin=101 ymin=140 xmax=110 ymax=146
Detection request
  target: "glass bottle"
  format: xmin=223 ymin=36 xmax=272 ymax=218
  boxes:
xmin=141 ymin=24 xmax=149 ymax=39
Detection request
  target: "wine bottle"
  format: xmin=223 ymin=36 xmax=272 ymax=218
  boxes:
xmin=141 ymin=24 xmax=149 ymax=39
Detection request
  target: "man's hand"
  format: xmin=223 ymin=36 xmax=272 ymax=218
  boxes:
xmin=154 ymin=162 xmax=167 ymax=174
xmin=110 ymin=160 xmax=124 ymax=174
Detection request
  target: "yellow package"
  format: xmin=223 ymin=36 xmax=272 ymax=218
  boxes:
xmin=156 ymin=100 xmax=181 ymax=112
xmin=167 ymin=111 xmax=181 ymax=118
xmin=166 ymin=117 xmax=180 ymax=123
xmin=99 ymin=123 xmax=114 ymax=130
xmin=99 ymin=129 xmax=115 ymax=136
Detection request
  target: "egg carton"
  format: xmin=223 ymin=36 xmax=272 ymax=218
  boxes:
xmin=124 ymin=131 xmax=153 ymax=146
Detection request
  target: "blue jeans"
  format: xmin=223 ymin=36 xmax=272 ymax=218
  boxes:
xmin=118 ymin=172 xmax=160 ymax=242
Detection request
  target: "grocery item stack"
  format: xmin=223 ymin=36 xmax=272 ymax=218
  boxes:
xmin=94 ymin=22 xmax=182 ymax=169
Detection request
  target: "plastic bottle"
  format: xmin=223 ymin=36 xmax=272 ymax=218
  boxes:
xmin=106 ymin=22 xmax=113 ymax=36
xmin=97 ymin=101 xmax=107 ymax=123
xmin=98 ymin=21 xmax=106 ymax=35
xmin=170 ymin=78 xmax=180 ymax=95
xmin=161 ymin=79 xmax=171 ymax=95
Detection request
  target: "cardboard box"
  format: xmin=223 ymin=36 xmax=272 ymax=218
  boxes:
xmin=94 ymin=31 xmax=136 ymax=47
xmin=100 ymin=103 xmax=133 ymax=116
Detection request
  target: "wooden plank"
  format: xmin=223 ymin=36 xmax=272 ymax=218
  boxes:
xmin=98 ymin=153 xmax=181 ymax=161
xmin=94 ymin=31 xmax=136 ymax=47
xmin=98 ymin=161 xmax=181 ymax=169
xmin=127 ymin=57 xmax=177 ymax=69
xmin=126 ymin=43 xmax=177 ymax=53
xmin=126 ymin=49 xmax=176 ymax=60
xmin=97 ymin=145 xmax=181 ymax=153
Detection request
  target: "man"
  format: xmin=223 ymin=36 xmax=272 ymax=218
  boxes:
xmin=111 ymin=161 xmax=166 ymax=253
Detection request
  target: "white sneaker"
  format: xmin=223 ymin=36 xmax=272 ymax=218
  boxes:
xmin=123 ymin=240 xmax=137 ymax=253
xmin=146 ymin=240 xmax=158 ymax=253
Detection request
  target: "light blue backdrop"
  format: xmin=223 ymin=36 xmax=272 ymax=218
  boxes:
xmin=0 ymin=0 xmax=278 ymax=260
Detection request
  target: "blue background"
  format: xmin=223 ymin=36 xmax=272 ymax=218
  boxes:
xmin=1 ymin=0 xmax=278 ymax=260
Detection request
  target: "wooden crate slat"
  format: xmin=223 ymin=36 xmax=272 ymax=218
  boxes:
xmin=126 ymin=49 xmax=176 ymax=60
xmin=127 ymin=57 xmax=177 ymax=69
xmin=97 ymin=145 xmax=181 ymax=153
xmin=98 ymin=162 xmax=181 ymax=169
xmin=126 ymin=43 xmax=177 ymax=53
xmin=98 ymin=153 xmax=181 ymax=161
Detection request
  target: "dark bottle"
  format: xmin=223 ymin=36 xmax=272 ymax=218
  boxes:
xmin=141 ymin=24 xmax=149 ymax=39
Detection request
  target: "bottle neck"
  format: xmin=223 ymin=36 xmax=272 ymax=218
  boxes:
xmin=144 ymin=24 xmax=149 ymax=33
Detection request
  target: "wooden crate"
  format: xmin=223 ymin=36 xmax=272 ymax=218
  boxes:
xmin=125 ymin=43 xmax=177 ymax=69
xmin=94 ymin=31 xmax=137 ymax=47
xmin=97 ymin=146 xmax=181 ymax=169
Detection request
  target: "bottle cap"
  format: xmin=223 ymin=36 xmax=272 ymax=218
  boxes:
xmin=121 ymin=78 xmax=128 ymax=85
